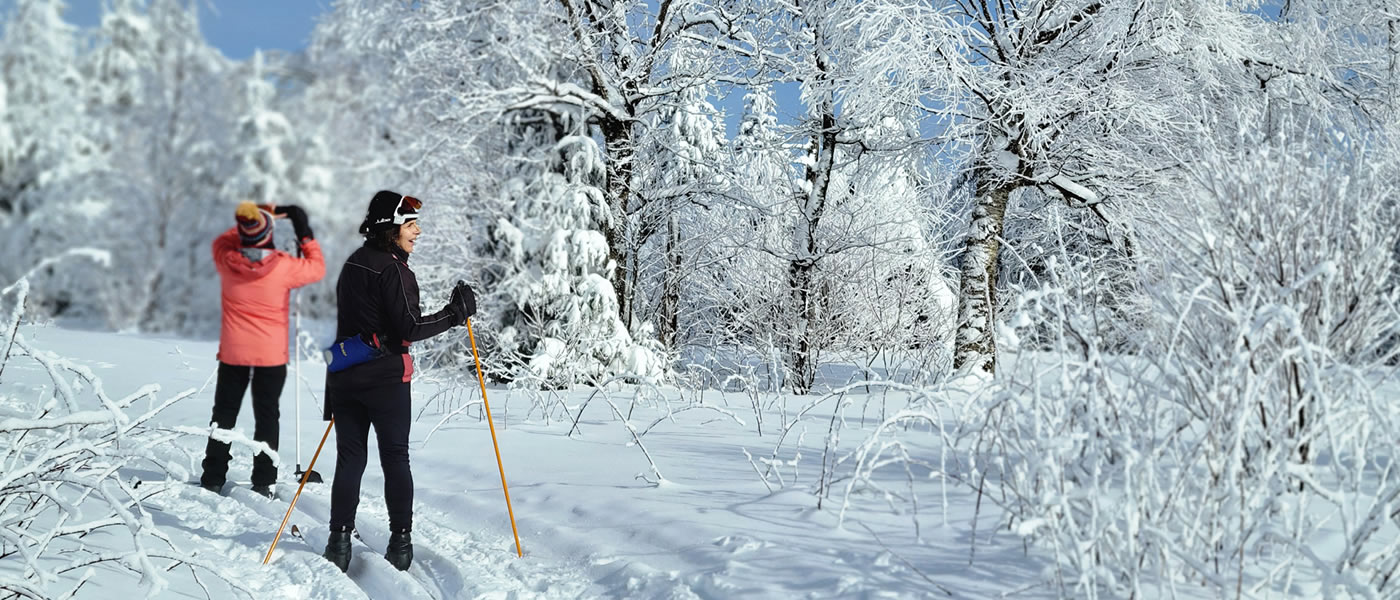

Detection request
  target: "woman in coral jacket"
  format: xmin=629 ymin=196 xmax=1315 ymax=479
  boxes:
xmin=199 ymin=202 xmax=325 ymax=497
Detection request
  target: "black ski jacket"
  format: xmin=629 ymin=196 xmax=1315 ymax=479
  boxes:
xmin=323 ymin=242 xmax=458 ymax=419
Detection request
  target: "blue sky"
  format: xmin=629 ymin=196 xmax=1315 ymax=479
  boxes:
xmin=56 ymin=0 xmax=324 ymax=60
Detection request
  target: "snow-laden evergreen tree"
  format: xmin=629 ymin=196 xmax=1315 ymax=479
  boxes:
xmin=732 ymin=85 xmax=787 ymax=188
xmin=512 ymin=0 xmax=756 ymax=335
xmin=634 ymin=43 xmax=727 ymax=352
xmin=487 ymin=116 xmax=662 ymax=386
xmin=80 ymin=0 xmax=230 ymax=332
xmin=731 ymin=86 xmax=791 ymax=302
xmin=0 ymin=0 xmax=103 ymax=316
xmin=226 ymin=51 xmax=295 ymax=207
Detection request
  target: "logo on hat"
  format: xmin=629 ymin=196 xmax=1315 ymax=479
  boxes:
xmin=360 ymin=191 xmax=422 ymax=235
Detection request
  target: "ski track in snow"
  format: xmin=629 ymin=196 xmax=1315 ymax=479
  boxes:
xmin=292 ymin=489 xmax=590 ymax=598
xmin=11 ymin=326 xmax=1064 ymax=599
xmin=231 ymin=487 xmax=436 ymax=600
xmin=142 ymin=481 xmax=368 ymax=599
xmin=143 ymin=478 xmax=592 ymax=599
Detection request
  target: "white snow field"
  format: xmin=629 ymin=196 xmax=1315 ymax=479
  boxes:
xmin=1 ymin=323 xmax=1045 ymax=599
xmin=3 ymin=322 xmax=1398 ymax=599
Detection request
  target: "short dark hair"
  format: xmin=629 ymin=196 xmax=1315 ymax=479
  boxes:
xmin=365 ymin=225 xmax=400 ymax=252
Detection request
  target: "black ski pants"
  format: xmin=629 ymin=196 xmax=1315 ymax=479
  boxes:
xmin=200 ymin=362 xmax=286 ymax=488
xmin=329 ymin=381 xmax=414 ymax=532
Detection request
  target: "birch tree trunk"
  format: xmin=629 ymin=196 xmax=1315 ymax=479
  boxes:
xmin=1389 ymin=12 xmax=1398 ymax=121
xmin=787 ymin=63 xmax=838 ymax=394
xmin=952 ymin=169 xmax=1016 ymax=375
xmin=600 ymin=115 xmax=636 ymax=329
xmin=658 ymin=212 xmax=681 ymax=348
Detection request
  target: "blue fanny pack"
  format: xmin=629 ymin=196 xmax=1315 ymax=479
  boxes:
xmin=324 ymin=333 xmax=387 ymax=373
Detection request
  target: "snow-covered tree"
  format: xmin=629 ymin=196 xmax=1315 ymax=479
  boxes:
xmin=634 ymin=43 xmax=728 ymax=351
xmin=848 ymin=1 xmax=1296 ymax=375
xmin=510 ymin=0 xmax=756 ymax=336
xmin=728 ymin=0 xmax=959 ymax=392
xmin=0 ymin=0 xmax=87 ymax=222
xmin=722 ymin=82 xmax=793 ymax=309
xmin=0 ymin=0 xmax=101 ymax=317
xmin=823 ymin=140 xmax=955 ymax=382
xmin=80 ymin=0 xmax=230 ymax=332
xmin=226 ymin=51 xmax=294 ymax=206
xmin=488 ymin=126 xmax=662 ymax=386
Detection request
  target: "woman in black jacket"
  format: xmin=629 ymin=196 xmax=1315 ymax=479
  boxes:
xmin=322 ymin=190 xmax=474 ymax=572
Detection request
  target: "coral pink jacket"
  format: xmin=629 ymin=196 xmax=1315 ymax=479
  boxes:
xmin=213 ymin=228 xmax=325 ymax=366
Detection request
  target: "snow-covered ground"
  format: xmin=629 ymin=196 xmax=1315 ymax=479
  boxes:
xmin=10 ymin=322 xmax=1398 ymax=599
xmin=1 ymin=323 xmax=1058 ymax=599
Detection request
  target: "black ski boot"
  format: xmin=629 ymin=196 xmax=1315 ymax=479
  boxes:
xmin=384 ymin=528 xmax=412 ymax=571
xmin=323 ymin=526 xmax=352 ymax=573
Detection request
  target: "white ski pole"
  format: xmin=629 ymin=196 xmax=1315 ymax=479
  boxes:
xmin=289 ymin=240 xmax=322 ymax=483
xmin=294 ymin=290 xmax=303 ymax=474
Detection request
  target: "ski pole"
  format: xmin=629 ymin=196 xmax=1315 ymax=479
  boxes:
xmin=289 ymin=252 xmax=322 ymax=483
xmin=294 ymin=290 xmax=303 ymax=473
xmin=264 ymin=418 xmax=334 ymax=565
xmin=467 ymin=318 xmax=523 ymax=557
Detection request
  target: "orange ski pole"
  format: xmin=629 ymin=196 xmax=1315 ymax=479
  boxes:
xmin=264 ymin=418 xmax=335 ymax=564
xmin=467 ymin=318 xmax=523 ymax=557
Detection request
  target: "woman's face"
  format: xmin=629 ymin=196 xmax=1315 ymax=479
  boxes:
xmin=396 ymin=219 xmax=421 ymax=254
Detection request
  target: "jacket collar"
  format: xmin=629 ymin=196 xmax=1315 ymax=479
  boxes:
xmin=366 ymin=240 xmax=411 ymax=263
xmin=239 ymin=247 xmax=273 ymax=263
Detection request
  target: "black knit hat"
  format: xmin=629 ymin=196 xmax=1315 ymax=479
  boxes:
xmin=359 ymin=190 xmax=421 ymax=235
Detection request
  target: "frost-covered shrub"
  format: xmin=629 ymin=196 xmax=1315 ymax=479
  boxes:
xmin=1001 ymin=191 xmax=1150 ymax=355
xmin=972 ymin=138 xmax=1400 ymax=598
xmin=1 ymin=271 xmax=242 ymax=598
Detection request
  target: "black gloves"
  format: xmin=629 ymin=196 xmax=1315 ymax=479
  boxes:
xmin=274 ymin=205 xmax=315 ymax=242
xmin=447 ymin=280 xmax=476 ymax=326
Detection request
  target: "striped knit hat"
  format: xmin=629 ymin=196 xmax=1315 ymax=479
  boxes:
xmin=236 ymin=202 xmax=274 ymax=248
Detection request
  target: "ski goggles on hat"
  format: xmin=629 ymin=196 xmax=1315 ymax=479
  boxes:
xmin=394 ymin=195 xmax=422 ymax=224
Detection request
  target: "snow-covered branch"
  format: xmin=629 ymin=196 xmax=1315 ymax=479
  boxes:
xmin=0 ymin=275 xmax=240 ymax=597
